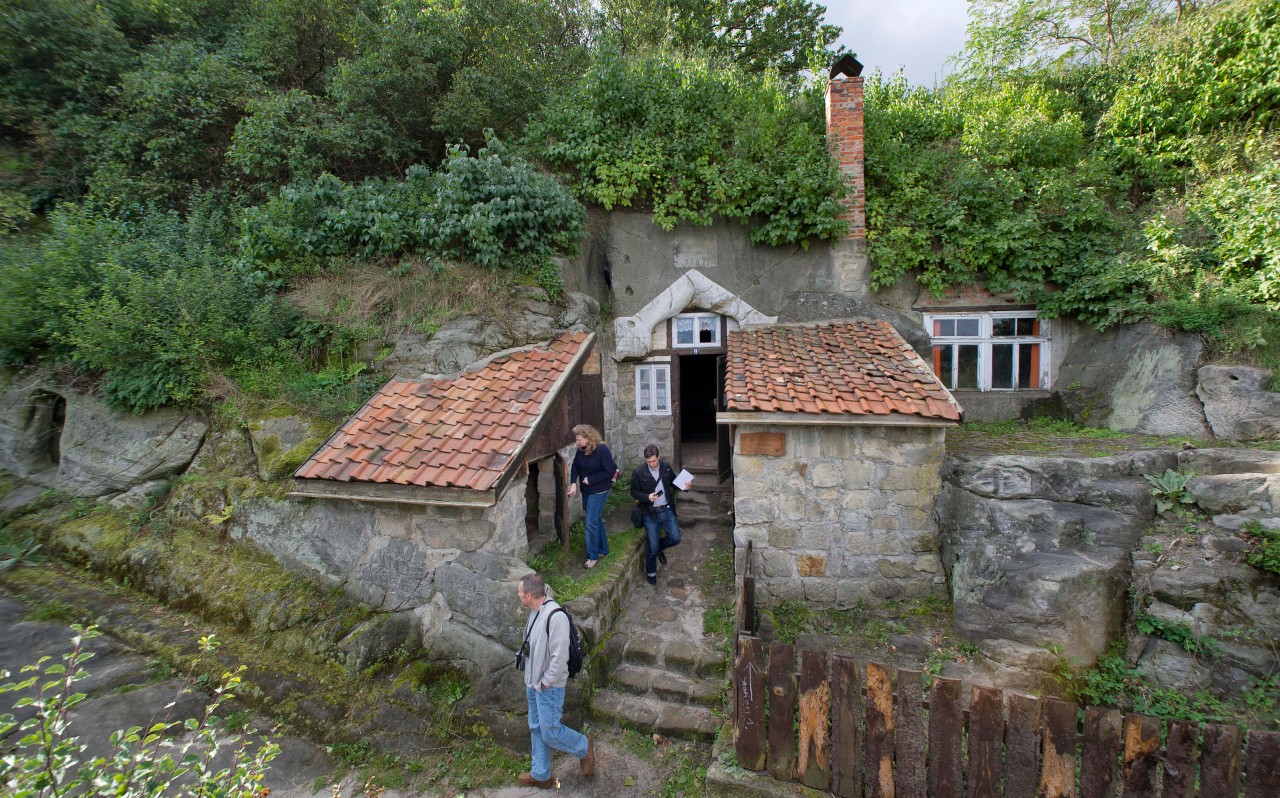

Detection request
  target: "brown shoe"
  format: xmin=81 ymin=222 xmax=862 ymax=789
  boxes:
xmin=517 ymin=772 xmax=555 ymax=789
xmin=580 ymin=736 xmax=595 ymax=777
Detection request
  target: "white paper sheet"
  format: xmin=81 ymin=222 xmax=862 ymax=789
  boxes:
xmin=673 ymin=469 xmax=694 ymax=490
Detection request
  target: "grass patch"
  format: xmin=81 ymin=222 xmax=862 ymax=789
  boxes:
xmin=528 ymin=484 xmax=644 ymax=603
xmin=24 ymin=598 xmax=82 ymax=624
xmin=764 ymin=595 xmax=955 ymax=649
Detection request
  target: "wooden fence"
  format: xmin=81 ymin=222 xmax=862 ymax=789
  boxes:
xmin=733 ymin=638 xmax=1280 ymax=797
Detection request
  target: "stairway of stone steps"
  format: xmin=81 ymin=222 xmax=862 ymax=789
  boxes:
xmin=591 ymin=484 xmax=734 ymax=742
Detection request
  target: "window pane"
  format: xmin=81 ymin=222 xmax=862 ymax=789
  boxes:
xmin=992 ymin=317 xmax=1017 ymax=337
xmin=958 ymin=345 xmax=979 ymax=390
xmin=656 ymin=366 xmax=668 ymax=411
xmin=991 ymin=344 xmax=1013 ymax=388
xmin=1018 ymin=343 xmax=1041 ymax=389
xmin=675 ymin=317 xmax=694 ymax=345
xmin=956 ymin=318 xmax=980 ymax=337
xmin=933 ymin=345 xmax=954 ymax=388
xmin=638 ymin=367 xmax=652 ymax=411
xmin=933 ymin=319 xmax=955 ymax=337
xmin=698 ymin=315 xmax=717 ymax=344
xmin=1016 ymin=318 xmax=1036 ymax=336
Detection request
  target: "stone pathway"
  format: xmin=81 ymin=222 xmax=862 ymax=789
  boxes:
xmin=590 ymin=488 xmax=735 ymax=741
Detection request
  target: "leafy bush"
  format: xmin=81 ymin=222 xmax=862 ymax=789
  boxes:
xmin=526 ymin=47 xmax=847 ymax=246
xmin=0 ymin=627 xmax=279 ymax=797
xmin=1075 ymin=652 xmax=1231 ymax=722
xmin=237 ymin=136 xmax=583 ymax=288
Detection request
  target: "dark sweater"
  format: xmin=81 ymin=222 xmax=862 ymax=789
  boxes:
xmin=570 ymin=444 xmax=617 ymax=496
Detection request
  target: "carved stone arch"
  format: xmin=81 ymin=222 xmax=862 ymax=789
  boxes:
xmin=612 ymin=270 xmax=778 ymax=359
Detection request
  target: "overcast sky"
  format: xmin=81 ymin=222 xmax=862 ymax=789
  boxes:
xmin=826 ymin=1 xmax=971 ymax=86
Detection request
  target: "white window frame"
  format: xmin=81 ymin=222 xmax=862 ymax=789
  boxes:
xmin=923 ymin=311 xmax=1051 ymax=391
xmin=671 ymin=312 xmax=721 ymax=348
xmin=635 ymin=362 xmax=672 ymax=415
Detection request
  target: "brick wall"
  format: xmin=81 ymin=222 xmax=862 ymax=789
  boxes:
xmin=826 ymin=75 xmax=865 ymax=240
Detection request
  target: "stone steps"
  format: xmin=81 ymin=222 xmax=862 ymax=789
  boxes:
xmin=610 ymin=662 xmax=724 ymax=706
xmin=590 ymin=688 xmax=720 ymax=741
xmin=604 ymin=630 xmax=727 ymax=680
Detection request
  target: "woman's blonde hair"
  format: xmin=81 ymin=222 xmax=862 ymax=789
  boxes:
xmin=572 ymin=424 xmax=602 ymax=454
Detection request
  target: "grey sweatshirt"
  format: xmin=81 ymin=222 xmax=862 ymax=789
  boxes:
xmin=522 ymin=598 xmax=570 ymax=690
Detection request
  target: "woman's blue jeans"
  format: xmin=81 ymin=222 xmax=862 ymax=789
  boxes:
xmin=526 ymin=686 xmax=588 ymax=780
xmin=583 ymin=490 xmax=609 ymax=560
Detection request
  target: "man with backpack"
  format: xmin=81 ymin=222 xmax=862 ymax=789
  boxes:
xmin=514 ymin=572 xmax=594 ymax=789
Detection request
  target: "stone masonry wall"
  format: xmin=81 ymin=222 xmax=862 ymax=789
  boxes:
xmin=732 ymin=424 xmax=946 ymax=606
xmin=615 ymin=359 xmax=675 ymax=469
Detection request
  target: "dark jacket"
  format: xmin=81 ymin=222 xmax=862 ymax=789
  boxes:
xmin=630 ymin=460 xmax=679 ymax=515
xmin=570 ymin=444 xmax=617 ymax=496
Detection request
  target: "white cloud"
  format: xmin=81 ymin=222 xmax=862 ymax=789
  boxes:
xmin=825 ymin=0 xmax=971 ymax=86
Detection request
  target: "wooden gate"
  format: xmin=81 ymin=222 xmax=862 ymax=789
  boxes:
xmin=733 ymin=638 xmax=1280 ymax=797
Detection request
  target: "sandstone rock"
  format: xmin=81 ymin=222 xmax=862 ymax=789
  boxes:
xmin=433 ymin=551 xmax=531 ymax=650
xmin=940 ymin=452 xmax=1158 ymax=669
xmin=106 ymin=480 xmax=170 ymax=510
xmin=0 ymin=375 xmax=206 ymax=497
xmin=337 ymin=612 xmax=421 ymax=674
xmin=1186 ymin=474 xmax=1280 ymax=515
xmin=1054 ymin=322 xmax=1209 ymax=437
xmin=1197 ymin=365 xmax=1280 ymax=440
xmin=1134 ymin=638 xmax=1214 ymax=692
xmin=248 ymin=414 xmax=332 ymax=482
xmin=186 ymin=428 xmax=258 ymax=477
xmin=1178 ymin=447 xmax=1280 ymax=475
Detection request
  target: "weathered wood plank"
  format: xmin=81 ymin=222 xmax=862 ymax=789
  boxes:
xmin=1122 ymin=714 xmax=1161 ymax=798
xmin=733 ymin=635 xmax=767 ymax=770
xmin=1161 ymin=720 xmax=1199 ymax=798
xmin=829 ymin=654 xmax=861 ymax=797
xmin=1243 ymin=730 xmax=1280 ymax=798
xmin=1004 ymin=693 xmax=1040 ymax=798
xmin=864 ymin=662 xmax=895 ymax=798
xmin=895 ymin=669 xmax=926 ymax=798
xmin=928 ymin=677 xmax=963 ymax=798
xmin=1200 ymin=723 xmax=1243 ymax=798
xmin=798 ymin=649 xmax=831 ymax=790
xmin=968 ymin=685 xmax=1004 ymax=798
xmin=767 ymin=642 xmax=798 ymax=783
xmin=1040 ymin=698 xmax=1080 ymax=798
xmin=1080 ymin=707 xmax=1123 ymax=798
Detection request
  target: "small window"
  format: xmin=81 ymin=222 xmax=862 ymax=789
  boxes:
xmin=924 ymin=312 xmax=1049 ymax=391
xmin=636 ymin=363 xmax=671 ymax=415
xmin=672 ymin=312 xmax=720 ymax=347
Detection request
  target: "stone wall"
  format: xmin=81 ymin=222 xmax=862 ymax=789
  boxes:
xmin=732 ymin=424 xmax=947 ymax=606
xmin=615 ymin=359 xmax=675 ymax=468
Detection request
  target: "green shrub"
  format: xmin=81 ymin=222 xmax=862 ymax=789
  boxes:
xmin=0 ymin=627 xmax=279 ymax=797
xmin=1144 ymin=469 xmax=1197 ymax=515
xmin=1243 ymin=520 xmax=1280 ymax=574
xmin=526 ymin=46 xmax=847 ymax=246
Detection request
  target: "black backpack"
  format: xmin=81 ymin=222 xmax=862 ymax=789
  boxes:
xmin=546 ymin=606 xmax=584 ymax=678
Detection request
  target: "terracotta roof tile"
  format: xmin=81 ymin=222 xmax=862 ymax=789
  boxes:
xmin=295 ymin=331 xmax=593 ymax=490
xmin=725 ymin=321 xmax=961 ymax=422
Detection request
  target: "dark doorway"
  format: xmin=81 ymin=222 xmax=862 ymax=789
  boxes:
xmin=524 ymin=455 xmax=568 ymax=551
xmin=678 ymin=354 xmax=722 ymax=473
xmin=679 ymin=354 xmax=719 ymax=443
xmin=26 ymin=391 xmax=67 ymax=469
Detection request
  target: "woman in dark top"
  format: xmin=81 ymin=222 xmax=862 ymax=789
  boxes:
xmin=568 ymin=424 xmax=616 ymax=569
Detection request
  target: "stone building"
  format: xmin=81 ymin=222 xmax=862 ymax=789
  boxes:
xmin=719 ymin=321 xmax=959 ymax=604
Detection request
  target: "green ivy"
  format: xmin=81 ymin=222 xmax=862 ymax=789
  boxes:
xmin=526 ymin=47 xmax=847 ymax=247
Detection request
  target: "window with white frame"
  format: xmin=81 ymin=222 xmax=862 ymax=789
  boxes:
xmin=672 ymin=312 xmax=721 ymax=347
xmin=636 ymin=363 xmax=671 ymax=415
xmin=924 ymin=312 xmax=1050 ymax=391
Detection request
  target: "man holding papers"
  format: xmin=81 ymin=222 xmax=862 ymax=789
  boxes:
xmin=629 ymin=444 xmax=692 ymax=586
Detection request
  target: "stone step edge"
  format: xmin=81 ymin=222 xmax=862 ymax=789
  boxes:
xmin=609 ymin=662 xmax=726 ymax=707
xmin=590 ymin=688 xmax=720 ymax=742
xmin=603 ymin=633 xmax=728 ymax=679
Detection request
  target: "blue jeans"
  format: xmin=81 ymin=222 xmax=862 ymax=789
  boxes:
xmin=582 ymin=490 xmax=609 ymax=561
xmin=526 ymin=686 xmax=588 ymax=780
xmin=643 ymin=506 xmax=681 ymax=576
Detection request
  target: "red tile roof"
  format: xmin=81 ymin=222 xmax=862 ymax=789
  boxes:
xmin=725 ymin=321 xmax=961 ymax=422
xmin=296 ymin=331 xmax=593 ymax=490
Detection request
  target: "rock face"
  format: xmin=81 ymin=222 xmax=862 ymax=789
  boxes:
xmin=1132 ymin=531 xmax=1280 ymax=695
xmin=1054 ymin=322 xmax=1210 ymax=437
xmin=1196 ymin=365 xmax=1280 ymax=440
xmin=0 ymin=372 xmax=206 ymax=498
xmin=939 ymin=451 xmax=1174 ymax=670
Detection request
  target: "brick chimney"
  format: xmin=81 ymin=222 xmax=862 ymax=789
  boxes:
xmin=826 ymin=55 xmax=865 ymax=240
